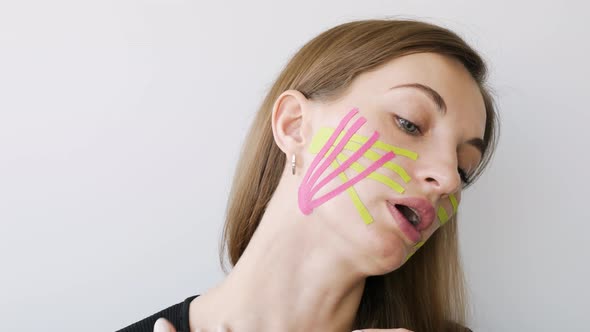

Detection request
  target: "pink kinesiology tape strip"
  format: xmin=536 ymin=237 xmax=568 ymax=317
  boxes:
xmin=298 ymin=108 xmax=396 ymax=215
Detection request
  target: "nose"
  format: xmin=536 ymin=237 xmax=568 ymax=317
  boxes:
xmin=413 ymin=153 xmax=462 ymax=199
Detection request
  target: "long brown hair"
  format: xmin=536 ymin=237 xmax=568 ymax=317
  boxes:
xmin=219 ymin=19 xmax=500 ymax=331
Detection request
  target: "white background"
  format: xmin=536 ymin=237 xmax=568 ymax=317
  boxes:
xmin=1 ymin=1 xmax=588 ymax=331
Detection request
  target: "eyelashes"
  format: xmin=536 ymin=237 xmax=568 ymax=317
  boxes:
xmin=393 ymin=114 xmax=472 ymax=186
xmin=457 ymin=168 xmax=471 ymax=185
xmin=395 ymin=116 xmax=421 ymax=135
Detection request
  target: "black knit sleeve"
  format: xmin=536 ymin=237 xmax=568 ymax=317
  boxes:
xmin=116 ymin=295 xmax=199 ymax=332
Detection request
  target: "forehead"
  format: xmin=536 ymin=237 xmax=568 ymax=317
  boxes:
xmin=347 ymin=52 xmax=487 ymax=137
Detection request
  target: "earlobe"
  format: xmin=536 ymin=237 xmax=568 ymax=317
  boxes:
xmin=271 ymin=89 xmax=310 ymax=154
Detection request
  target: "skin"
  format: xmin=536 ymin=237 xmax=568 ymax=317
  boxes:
xmin=153 ymin=52 xmax=486 ymax=332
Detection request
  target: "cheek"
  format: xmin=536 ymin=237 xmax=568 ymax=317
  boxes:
xmin=312 ymin=161 xmax=391 ymax=229
xmin=435 ymin=192 xmax=461 ymax=227
xmin=404 ymin=192 xmax=462 ymax=261
xmin=298 ymin=107 xmax=421 ymax=231
xmin=424 ymin=220 xmax=442 ymax=241
xmin=297 ymin=107 xmax=397 ymax=215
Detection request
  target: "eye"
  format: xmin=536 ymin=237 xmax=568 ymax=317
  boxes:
xmin=458 ymin=168 xmax=472 ymax=186
xmin=395 ymin=116 xmax=421 ymax=135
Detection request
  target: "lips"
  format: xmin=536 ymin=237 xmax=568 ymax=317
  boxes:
xmin=386 ymin=197 xmax=436 ymax=243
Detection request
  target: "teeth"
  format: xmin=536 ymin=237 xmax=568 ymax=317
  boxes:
xmin=395 ymin=204 xmax=420 ymax=227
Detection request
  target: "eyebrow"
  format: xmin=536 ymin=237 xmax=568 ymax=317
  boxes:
xmin=391 ymin=83 xmax=447 ymax=115
xmin=390 ymin=82 xmax=485 ymax=156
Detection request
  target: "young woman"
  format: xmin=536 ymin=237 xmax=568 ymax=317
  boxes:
xmin=119 ymin=19 xmax=499 ymax=332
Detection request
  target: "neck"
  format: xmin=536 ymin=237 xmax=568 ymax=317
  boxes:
xmin=189 ymin=180 xmax=367 ymax=332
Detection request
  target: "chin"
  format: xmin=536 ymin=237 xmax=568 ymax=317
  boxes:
xmin=362 ymin=226 xmax=409 ymax=275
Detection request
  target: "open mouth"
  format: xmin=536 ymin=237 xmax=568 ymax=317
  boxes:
xmin=395 ymin=204 xmax=421 ymax=228
xmin=386 ymin=197 xmax=435 ymax=238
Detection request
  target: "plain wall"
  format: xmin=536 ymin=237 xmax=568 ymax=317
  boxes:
xmin=1 ymin=1 xmax=588 ymax=331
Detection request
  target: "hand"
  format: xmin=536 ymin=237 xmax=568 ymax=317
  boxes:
xmin=153 ymin=318 xmax=176 ymax=332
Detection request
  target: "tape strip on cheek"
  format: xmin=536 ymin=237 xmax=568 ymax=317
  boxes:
xmin=307 ymin=116 xmax=370 ymax=190
xmin=334 ymin=153 xmax=405 ymax=194
xmin=331 ymin=159 xmax=374 ymax=225
xmin=299 ymin=108 xmax=395 ymax=214
xmin=346 ymin=143 xmax=411 ymax=183
xmin=403 ymin=240 xmax=425 ymax=263
xmin=344 ymin=139 xmax=418 ymax=162
xmin=308 ymin=151 xmax=394 ymax=211
xmin=347 ymin=133 xmax=418 ymax=160
xmin=437 ymin=206 xmax=450 ymax=226
xmin=438 ymin=194 xmax=459 ymax=226
xmin=374 ymin=155 xmax=411 ymax=183
xmin=299 ymin=109 xmax=360 ymax=214
xmin=308 ymin=119 xmax=380 ymax=198
xmin=449 ymin=193 xmax=459 ymax=213
xmin=311 ymin=128 xmax=413 ymax=182
xmin=302 ymin=109 xmax=359 ymax=190
xmin=313 ymin=127 xmax=418 ymax=160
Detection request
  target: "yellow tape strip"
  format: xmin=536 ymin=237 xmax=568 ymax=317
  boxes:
xmin=344 ymin=142 xmax=411 ymax=182
xmin=403 ymin=241 xmax=425 ymax=263
xmin=404 ymin=253 xmax=413 ymax=263
xmin=437 ymin=206 xmax=450 ymax=226
xmin=312 ymin=127 xmax=419 ymax=160
xmin=310 ymin=128 xmax=412 ymax=182
xmin=449 ymin=194 xmax=459 ymax=213
xmin=366 ymin=140 xmax=418 ymax=161
xmin=413 ymin=241 xmax=425 ymax=250
xmin=309 ymin=128 xmax=328 ymax=153
xmin=331 ymin=160 xmax=374 ymax=225
xmin=335 ymin=154 xmax=405 ymax=194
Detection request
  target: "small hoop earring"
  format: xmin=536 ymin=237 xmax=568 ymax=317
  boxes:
xmin=291 ymin=154 xmax=296 ymax=175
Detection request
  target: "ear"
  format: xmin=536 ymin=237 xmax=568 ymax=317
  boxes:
xmin=271 ymin=89 xmax=311 ymax=155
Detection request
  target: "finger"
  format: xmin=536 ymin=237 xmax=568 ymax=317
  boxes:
xmin=154 ymin=318 xmax=177 ymax=332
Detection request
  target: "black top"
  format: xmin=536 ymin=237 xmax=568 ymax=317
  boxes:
xmin=117 ymin=295 xmax=473 ymax=332
xmin=117 ymin=295 xmax=199 ymax=332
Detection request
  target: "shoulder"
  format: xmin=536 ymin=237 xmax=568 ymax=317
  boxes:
xmin=117 ymin=295 xmax=199 ymax=332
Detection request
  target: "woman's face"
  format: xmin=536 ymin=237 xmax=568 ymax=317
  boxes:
xmin=297 ymin=52 xmax=486 ymax=274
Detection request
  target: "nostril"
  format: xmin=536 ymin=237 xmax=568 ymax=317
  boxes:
xmin=425 ymin=177 xmax=439 ymax=185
